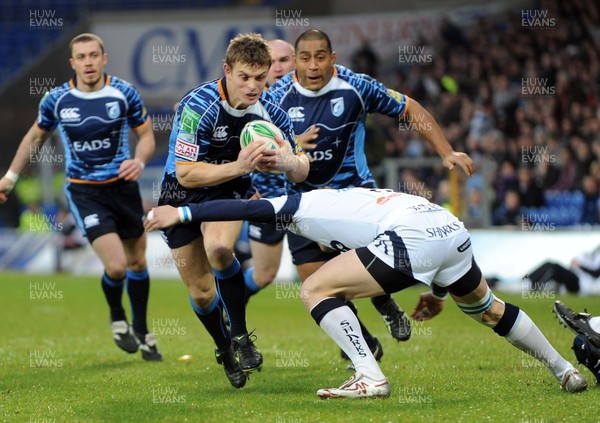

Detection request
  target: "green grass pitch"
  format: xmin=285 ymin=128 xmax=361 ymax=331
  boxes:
xmin=1 ymin=271 xmax=598 ymax=422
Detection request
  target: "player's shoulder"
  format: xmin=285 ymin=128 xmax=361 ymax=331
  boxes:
xmin=107 ymin=75 xmax=140 ymax=95
xmin=268 ymin=73 xmax=295 ymax=97
xmin=335 ymin=65 xmax=379 ymax=88
xmin=180 ymin=79 xmax=221 ymax=107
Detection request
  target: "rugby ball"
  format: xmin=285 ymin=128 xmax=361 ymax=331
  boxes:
xmin=240 ymin=120 xmax=284 ymax=150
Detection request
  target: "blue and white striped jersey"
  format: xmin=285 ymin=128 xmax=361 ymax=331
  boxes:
xmin=269 ymin=65 xmax=409 ymax=193
xmin=36 ymin=74 xmax=149 ymax=183
xmin=162 ymin=78 xmax=300 ymax=195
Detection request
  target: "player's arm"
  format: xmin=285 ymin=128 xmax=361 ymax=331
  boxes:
xmin=144 ymin=198 xmax=278 ymax=231
xmin=405 ymin=98 xmax=474 ymax=176
xmin=119 ymin=119 xmax=156 ymax=181
xmin=176 ymin=140 xmax=267 ymax=188
xmin=0 ymin=123 xmax=51 ymax=203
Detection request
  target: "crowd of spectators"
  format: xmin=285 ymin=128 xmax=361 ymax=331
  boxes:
xmin=369 ymin=0 xmax=600 ymax=227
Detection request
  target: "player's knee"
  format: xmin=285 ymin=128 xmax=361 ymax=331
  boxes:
xmin=253 ymin=267 xmax=277 ymax=287
xmin=206 ymin=243 xmax=234 ymax=267
xmin=105 ymin=259 xmax=127 ymax=280
xmin=127 ymin=256 xmax=147 ymax=273
xmin=300 ymin=275 xmax=326 ymax=304
xmin=189 ymin=284 xmax=217 ymax=309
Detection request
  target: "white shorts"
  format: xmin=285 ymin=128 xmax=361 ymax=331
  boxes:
xmin=366 ymin=212 xmax=473 ymax=288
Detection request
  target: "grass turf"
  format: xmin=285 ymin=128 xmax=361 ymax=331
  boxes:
xmin=0 ymin=271 xmax=598 ymax=422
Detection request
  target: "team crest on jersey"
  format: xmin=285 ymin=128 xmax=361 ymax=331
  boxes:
xmin=213 ymin=126 xmax=228 ymax=142
xmin=330 ymin=97 xmax=344 ymax=117
xmin=105 ymin=101 xmax=121 ymax=119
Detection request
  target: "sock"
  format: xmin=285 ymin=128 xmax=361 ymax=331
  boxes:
xmin=370 ymin=294 xmax=392 ymax=309
xmin=497 ymin=304 xmax=572 ymax=380
xmin=190 ymin=295 xmax=230 ymax=352
xmin=311 ymin=298 xmax=385 ymax=380
xmin=215 ymin=259 xmax=247 ymax=337
xmin=244 ymin=267 xmax=261 ymax=299
xmin=126 ymin=269 xmax=150 ymax=335
xmin=590 ymin=317 xmax=600 ymax=332
xmin=101 ymin=272 xmax=126 ymax=322
xmin=345 ymin=301 xmax=376 ymax=348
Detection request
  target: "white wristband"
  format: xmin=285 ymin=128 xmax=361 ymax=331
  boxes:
xmin=178 ymin=206 xmax=191 ymax=223
xmin=4 ymin=170 xmax=19 ymax=184
xmin=431 ymin=291 xmax=448 ymax=301
xmin=135 ymin=160 xmax=145 ymax=170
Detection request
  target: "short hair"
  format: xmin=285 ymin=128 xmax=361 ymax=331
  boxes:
xmin=70 ymin=33 xmax=105 ymax=56
xmin=294 ymin=30 xmax=332 ymax=53
xmin=269 ymin=39 xmax=295 ymax=56
xmin=225 ymin=33 xmax=272 ymax=69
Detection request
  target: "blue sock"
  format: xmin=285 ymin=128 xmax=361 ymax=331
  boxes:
xmin=244 ymin=267 xmax=261 ymax=296
xmin=101 ymin=272 xmax=126 ymax=322
xmin=190 ymin=295 xmax=230 ymax=351
xmin=126 ymin=269 xmax=150 ymax=335
xmin=215 ymin=259 xmax=247 ymax=337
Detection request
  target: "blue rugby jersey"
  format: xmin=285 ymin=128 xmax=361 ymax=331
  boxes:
xmin=269 ymin=65 xmax=409 ymax=193
xmin=36 ymin=75 xmax=149 ymax=183
xmin=162 ymin=78 xmax=300 ymax=195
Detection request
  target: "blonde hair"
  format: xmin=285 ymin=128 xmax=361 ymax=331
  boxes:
xmin=70 ymin=33 xmax=105 ymax=56
xmin=225 ymin=33 xmax=272 ymax=69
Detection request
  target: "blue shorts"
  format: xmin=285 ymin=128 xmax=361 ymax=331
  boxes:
xmin=287 ymin=232 xmax=339 ymax=266
xmin=65 ymin=180 xmax=144 ymax=244
xmin=158 ymin=173 xmax=252 ymax=249
xmin=247 ymin=221 xmax=286 ymax=244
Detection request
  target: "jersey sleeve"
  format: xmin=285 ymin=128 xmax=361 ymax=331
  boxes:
xmin=124 ymin=84 xmax=149 ymax=129
xmin=186 ymin=198 xmax=278 ymax=223
xmin=36 ymin=91 xmax=58 ymax=132
xmin=355 ymin=74 xmax=409 ymax=119
xmin=174 ymin=101 xmax=214 ymax=163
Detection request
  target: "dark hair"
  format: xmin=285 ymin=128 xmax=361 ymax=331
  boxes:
xmin=294 ymin=30 xmax=332 ymax=53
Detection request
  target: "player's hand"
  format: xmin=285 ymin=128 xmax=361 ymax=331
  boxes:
xmin=144 ymin=205 xmax=180 ymax=231
xmin=119 ymin=159 xmax=145 ymax=181
xmin=442 ymin=152 xmax=475 ymax=176
xmin=411 ymin=292 xmax=444 ymax=321
xmin=0 ymin=177 xmax=15 ymax=204
xmin=296 ymin=125 xmax=319 ymax=150
xmin=237 ymin=140 xmax=267 ymax=174
xmin=257 ymin=137 xmax=297 ymax=173
xmin=570 ymin=259 xmax=580 ymax=269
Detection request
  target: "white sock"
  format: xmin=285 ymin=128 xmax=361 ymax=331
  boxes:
xmin=504 ymin=310 xmax=573 ymax=380
xmin=318 ymin=305 xmax=386 ymax=381
xmin=589 ymin=316 xmax=600 ymax=333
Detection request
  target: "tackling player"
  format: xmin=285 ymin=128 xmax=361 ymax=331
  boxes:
xmin=158 ymin=33 xmax=308 ymax=388
xmin=145 ymin=188 xmax=589 ymax=397
xmin=0 ymin=33 xmax=161 ymax=361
